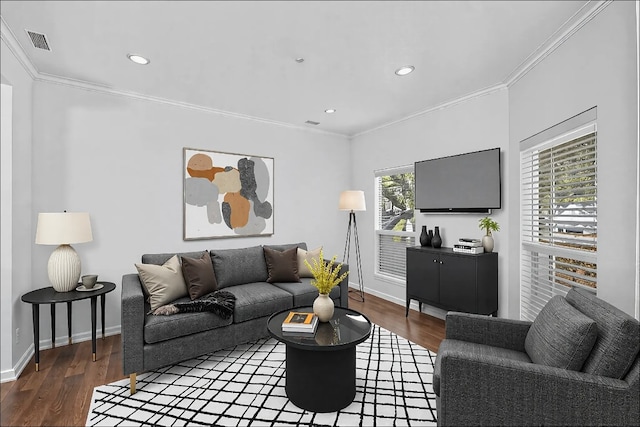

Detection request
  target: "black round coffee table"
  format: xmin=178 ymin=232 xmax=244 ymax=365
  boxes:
xmin=267 ymin=306 xmax=371 ymax=413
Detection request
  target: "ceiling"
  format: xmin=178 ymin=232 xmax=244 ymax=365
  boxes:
xmin=1 ymin=1 xmax=592 ymax=137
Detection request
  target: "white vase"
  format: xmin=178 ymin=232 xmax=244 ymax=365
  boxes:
xmin=482 ymin=234 xmax=494 ymax=253
xmin=313 ymin=293 xmax=334 ymax=322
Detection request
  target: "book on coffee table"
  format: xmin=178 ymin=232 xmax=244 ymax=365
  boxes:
xmin=282 ymin=311 xmax=318 ymax=333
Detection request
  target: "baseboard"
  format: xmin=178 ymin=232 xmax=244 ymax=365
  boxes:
xmin=348 ymin=282 xmax=447 ymax=320
xmin=1 ymin=325 xmax=121 ymax=383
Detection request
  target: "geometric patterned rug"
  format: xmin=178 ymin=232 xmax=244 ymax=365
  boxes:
xmin=87 ymin=324 xmax=438 ymax=426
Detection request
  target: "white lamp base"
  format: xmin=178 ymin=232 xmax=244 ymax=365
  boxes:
xmin=48 ymin=244 xmax=81 ymax=292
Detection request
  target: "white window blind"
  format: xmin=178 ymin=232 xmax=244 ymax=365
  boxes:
xmin=520 ymin=110 xmax=597 ymax=321
xmin=375 ymin=166 xmax=415 ymax=281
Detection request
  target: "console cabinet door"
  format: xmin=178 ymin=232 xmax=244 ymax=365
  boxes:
xmin=439 ymin=253 xmax=477 ymax=313
xmin=406 ymin=249 xmax=439 ymax=304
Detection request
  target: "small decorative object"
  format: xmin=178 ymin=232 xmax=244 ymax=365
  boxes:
xmin=419 ymin=226 xmax=429 ymax=246
xmin=431 ymin=226 xmax=442 ymax=248
xmin=313 ymin=294 xmax=334 ymax=323
xmin=81 ymin=274 xmax=98 ymax=289
xmin=304 ymin=249 xmax=349 ymax=322
xmin=428 ymin=229 xmax=433 ymax=245
xmin=478 ymin=217 xmax=500 ymax=253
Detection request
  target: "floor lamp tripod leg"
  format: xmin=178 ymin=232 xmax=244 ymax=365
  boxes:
xmin=344 ymin=211 xmax=364 ymax=302
xmin=352 ymin=213 xmax=365 ymax=302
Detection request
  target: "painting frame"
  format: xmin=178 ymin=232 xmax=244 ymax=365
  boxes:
xmin=183 ymin=147 xmax=274 ymax=240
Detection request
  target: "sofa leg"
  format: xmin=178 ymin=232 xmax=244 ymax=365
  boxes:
xmin=130 ymin=373 xmax=136 ymax=395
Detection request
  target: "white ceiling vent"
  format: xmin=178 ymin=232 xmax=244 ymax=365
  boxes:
xmin=305 ymin=120 xmax=320 ymax=126
xmin=25 ymin=30 xmax=51 ymax=51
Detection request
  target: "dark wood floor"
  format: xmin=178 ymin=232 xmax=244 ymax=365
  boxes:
xmin=0 ymin=292 xmax=445 ymax=426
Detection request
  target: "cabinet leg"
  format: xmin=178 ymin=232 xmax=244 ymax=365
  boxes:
xmin=406 ymin=300 xmax=410 ymax=317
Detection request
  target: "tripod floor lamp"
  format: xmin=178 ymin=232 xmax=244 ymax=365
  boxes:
xmin=339 ymin=190 xmax=366 ymax=302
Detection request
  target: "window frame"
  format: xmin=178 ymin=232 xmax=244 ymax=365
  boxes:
xmin=520 ymin=110 xmax=597 ymax=321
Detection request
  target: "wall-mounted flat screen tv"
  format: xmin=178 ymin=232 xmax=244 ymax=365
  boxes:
xmin=414 ymin=148 xmax=501 ymax=213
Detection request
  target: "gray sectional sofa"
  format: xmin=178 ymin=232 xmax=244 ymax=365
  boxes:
xmin=121 ymin=242 xmax=348 ymax=394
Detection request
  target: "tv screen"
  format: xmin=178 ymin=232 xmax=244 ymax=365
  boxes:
xmin=414 ymin=148 xmax=501 ymax=213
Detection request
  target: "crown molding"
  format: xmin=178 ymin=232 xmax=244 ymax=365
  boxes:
xmin=0 ymin=15 xmax=346 ymax=139
xmin=352 ymin=84 xmax=508 ymax=139
xmin=36 ymin=71 xmax=347 ymax=138
xmin=503 ymin=0 xmax=612 ymax=87
xmin=1 ymin=1 xmax=613 ymax=139
xmin=0 ymin=15 xmax=39 ymax=79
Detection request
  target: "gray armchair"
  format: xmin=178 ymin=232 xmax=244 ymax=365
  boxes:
xmin=434 ymin=287 xmax=639 ymax=426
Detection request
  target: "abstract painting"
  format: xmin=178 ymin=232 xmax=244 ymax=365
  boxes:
xmin=183 ymin=148 xmax=274 ymax=240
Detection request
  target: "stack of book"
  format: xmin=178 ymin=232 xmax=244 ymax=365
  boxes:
xmin=453 ymin=238 xmax=484 ymax=254
xmin=282 ymin=311 xmax=318 ymax=334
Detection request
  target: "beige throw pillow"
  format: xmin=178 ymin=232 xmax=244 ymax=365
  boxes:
xmin=298 ymin=246 xmax=322 ymax=278
xmin=135 ymin=255 xmax=188 ymax=310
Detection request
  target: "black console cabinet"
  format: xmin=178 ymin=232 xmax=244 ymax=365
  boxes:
xmin=406 ymin=246 xmax=498 ymax=316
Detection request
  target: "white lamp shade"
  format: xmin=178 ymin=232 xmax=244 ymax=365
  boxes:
xmin=339 ymin=190 xmax=366 ymax=211
xmin=35 ymin=212 xmax=93 ymax=245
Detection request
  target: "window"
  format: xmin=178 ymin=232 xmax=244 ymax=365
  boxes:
xmin=520 ymin=108 xmax=597 ymax=321
xmin=375 ymin=166 xmax=415 ymax=281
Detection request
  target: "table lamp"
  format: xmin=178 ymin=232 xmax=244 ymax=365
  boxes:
xmin=339 ymin=190 xmax=366 ymax=301
xmin=35 ymin=212 xmax=93 ymax=292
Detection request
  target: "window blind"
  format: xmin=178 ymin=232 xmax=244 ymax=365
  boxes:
xmin=520 ymin=116 xmax=597 ymax=321
xmin=376 ymin=231 xmax=414 ymax=279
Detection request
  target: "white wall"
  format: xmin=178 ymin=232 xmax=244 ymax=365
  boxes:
xmin=350 ymin=89 xmax=511 ymax=318
xmin=27 ymin=81 xmax=350 ymax=349
xmin=1 ymin=38 xmax=34 ymax=382
xmin=0 ymin=65 xmax=350 ymax=379
xmin=508 ymin=0 xmax=638 ymax=316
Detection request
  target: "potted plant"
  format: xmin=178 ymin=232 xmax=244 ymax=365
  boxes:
xmin=478 ymin=217 xmax=500 ymax=253
xmin=304 ymin=249 xmax=349 ymax=322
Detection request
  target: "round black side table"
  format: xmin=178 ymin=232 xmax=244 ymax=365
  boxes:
xmin=21 ymin=281 xmax=116 ymax=371
xmin=267 ymin=306 xmax=372 ymax=413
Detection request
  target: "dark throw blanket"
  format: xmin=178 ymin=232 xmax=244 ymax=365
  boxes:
xmin=151 ymin=290 xmax=236 ymax=319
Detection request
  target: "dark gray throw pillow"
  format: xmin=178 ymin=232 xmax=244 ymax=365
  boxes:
xmin=181 ymin=252 xmax=218 ymax=300
xmin=263 ymin=246 xmax=300 ymax=283
xmin=524 ymin=295 xmax=598 ymax=371
xmin=209 ymin=246 xmax=268 ymax=288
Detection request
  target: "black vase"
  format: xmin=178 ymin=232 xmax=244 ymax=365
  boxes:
xmin=420 ymin=226 xmax=429 ymax=246
xmin=432 ymin=226 xmax=442 ymax=248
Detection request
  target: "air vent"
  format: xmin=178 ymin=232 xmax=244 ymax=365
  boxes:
xmin=25 ymin=30 xmax=51 ymax=51
xmin=305 ymin=120 xmax=320 ymax=126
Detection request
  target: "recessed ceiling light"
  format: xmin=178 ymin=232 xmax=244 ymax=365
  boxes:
xmin=395 ymin=65 xmax=414 ymax=76
xmin=127 ymin=54 xmax=150 ymax=65
xmin=325 ymin=109 xmax=336 ymax=114
xmin=295 ymin=58 xmax=305 ymax=63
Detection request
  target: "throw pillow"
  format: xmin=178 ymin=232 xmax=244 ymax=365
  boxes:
xmin=181 ymin=252 xmax=218 ymax=300
xmin=297 ymin=246 xmax=322 ymax=278
xmin=135 ymin=255 xmax=188 ymax=311
xmin=210 ymin=246 xmax=268 ymax=288
xmin=524 ymin=295 xmax=598 ymax=371
xmin=263 ymin=246 xmax=300 ymax=283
